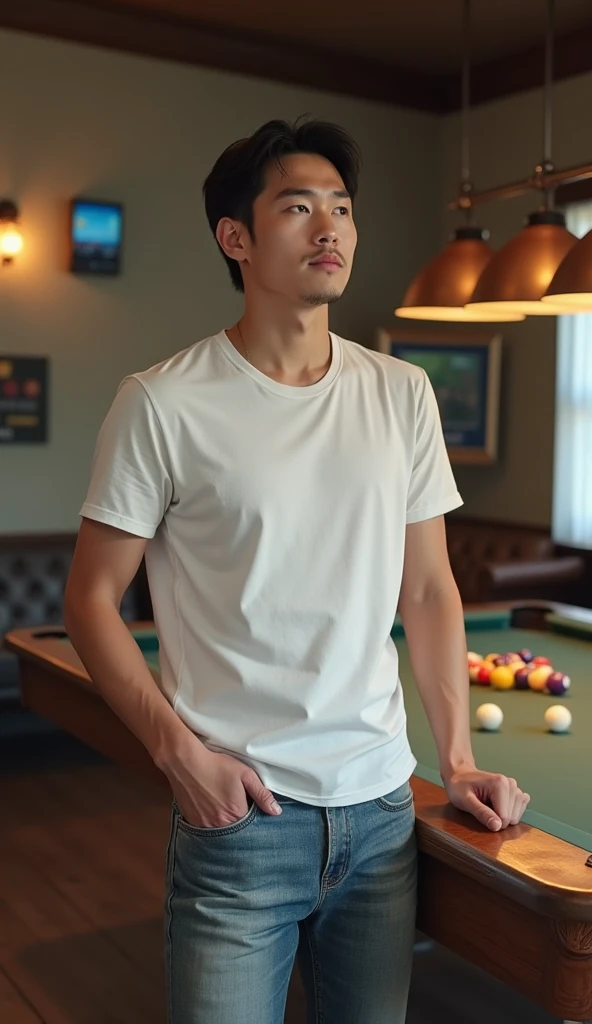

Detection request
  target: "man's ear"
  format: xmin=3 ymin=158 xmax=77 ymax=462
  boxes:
xmin=216 ymin=217 xmax=250 ymax=266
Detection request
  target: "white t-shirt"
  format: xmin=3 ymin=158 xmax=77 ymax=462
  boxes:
xmin=80 ymin=330 xmax=463 ymax=806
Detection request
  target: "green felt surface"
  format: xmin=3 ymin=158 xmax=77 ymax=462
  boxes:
xmin=63 ymin=613 xmax=592 ymax=850
xmin=397 ymin=623 xmax=592 ymax=851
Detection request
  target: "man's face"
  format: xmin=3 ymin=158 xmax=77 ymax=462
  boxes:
xmin=232 ymin=153 xmax=357 ymax=305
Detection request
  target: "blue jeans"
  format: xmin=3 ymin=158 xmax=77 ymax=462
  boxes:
xmin=164 ymin=779 xmax=417 ymax=1023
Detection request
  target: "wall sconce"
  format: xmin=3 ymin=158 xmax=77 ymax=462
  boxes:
xmin=0 ymin=200 xmax=24 ymax=266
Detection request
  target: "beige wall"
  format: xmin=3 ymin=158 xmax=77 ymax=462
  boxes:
xmin=437 ymin=72 xmax=592 ymax=527
xmin=0 ymin=28 xmax=440 ymax=535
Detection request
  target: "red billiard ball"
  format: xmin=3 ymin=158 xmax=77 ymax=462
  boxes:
xmin=476 ymin=664 xmax=493 ymax=685
xmin=533 ymin=656 xmax=552 ymax=667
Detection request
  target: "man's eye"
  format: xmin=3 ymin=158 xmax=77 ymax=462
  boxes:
xmin=289 ymin=205 xmax=309 ymax=213
xmin=336 ymin=207 xmax=349 ymax=216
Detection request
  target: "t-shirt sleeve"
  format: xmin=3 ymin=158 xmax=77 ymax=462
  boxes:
xmin=406 ymin=369 xmax=463 ymax=524
xmin=79 ymin=376 xmax=174 ymax=539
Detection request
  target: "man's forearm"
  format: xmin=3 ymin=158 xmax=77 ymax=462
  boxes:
xmin=64 ymin=597 xmax=201 ymax=771
xmin=399 ymin=584 xmax=475 ymax=782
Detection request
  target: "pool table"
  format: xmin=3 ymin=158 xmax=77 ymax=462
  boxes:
xmin=5 ymin=600 xmax=592 ymax=1023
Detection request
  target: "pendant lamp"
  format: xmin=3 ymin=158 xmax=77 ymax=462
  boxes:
xmin=466 ymin=0 xmax=578 ymax=317
xmin=542 ymin=225 xmax=592 ymax=309
xmin=395 ymin=1 xmax=524 ymax=324
xmin=467 ymin=209 xmax=577 ymax=316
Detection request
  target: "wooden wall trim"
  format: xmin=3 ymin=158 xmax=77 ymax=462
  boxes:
xmin=0 ymin=0 xmax=444 ymax=113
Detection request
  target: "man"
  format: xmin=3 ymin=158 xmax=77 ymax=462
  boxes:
xmin=65 ymin=117 xmax=529 ymax=1024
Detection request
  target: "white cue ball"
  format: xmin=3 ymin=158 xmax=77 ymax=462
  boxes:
xmin=476 ymin=703 xmax=504 ymax=731
xmin=544 ymin=705 xmax=572 ymax=733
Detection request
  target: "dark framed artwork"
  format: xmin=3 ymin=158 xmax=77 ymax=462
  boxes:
xmin=0 ymin=356 xmax=49 ymax=444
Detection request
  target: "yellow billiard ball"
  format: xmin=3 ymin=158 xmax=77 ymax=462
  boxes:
xmin=490 ymin=666 xmax=515 ymax=690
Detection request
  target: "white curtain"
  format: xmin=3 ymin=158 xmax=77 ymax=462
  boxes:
xmin=552 ymin=201 xmax=592 ymax=549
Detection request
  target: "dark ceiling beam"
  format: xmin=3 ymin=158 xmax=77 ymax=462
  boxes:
xmin=3 ymin=0 xmax=592 ymax=116
xmin=0 ymin=0 xmax=445 ymax=113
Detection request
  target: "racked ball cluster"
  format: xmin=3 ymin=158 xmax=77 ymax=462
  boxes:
xmin=468 ymin=648 xmax=572 ymax=733
xmin=468 ymin=648 xmax=570 ymax=696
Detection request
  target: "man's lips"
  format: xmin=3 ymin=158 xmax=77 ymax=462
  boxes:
xmin=308 ymin=254 xmax=343 ymax=268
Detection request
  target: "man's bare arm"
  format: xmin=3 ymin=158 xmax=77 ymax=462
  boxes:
xmin=398 ymin=515 xmax=529 ymax=830
xmin=64 ymin=518 xmax=191 ymax=766
xmin=398 ymin=515 xmax=474 ymax=780
xmin=64 ymin=519 xmax=282 ymax=825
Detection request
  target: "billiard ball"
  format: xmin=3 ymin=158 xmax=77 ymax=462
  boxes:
xmin=528 ymin=665 xmax=554 ymax=691
xmin=469 ymin=665 xmax=482 ymax=684
xmin=506 ymin=652 xmax=523 ymax=664
xmin=476 ymin=703 xmax=504 ymax=731
xmin=518 ymin=648 xmax=534 ymax=663
xmin=490 ymin=666 xmax=515 ymax=690
xmin=544 ymin=705 xmax=572 ymax=733
xmin=484 ymin=653 xmax=501 ymax=664
xmin=493 ymin=654 xmax=514 ymax=666
xmin=514 ymin=665 xmax=535 ymax=690
xmin=467 ymin=651 xmax=483 ymax=667
xmin=533 ymin=656 xmax=552 ymax=667
xmin=476 ymin=663 xmax=493 ymax=685
xmin=545 ymin=672 xmax=571 ymax=696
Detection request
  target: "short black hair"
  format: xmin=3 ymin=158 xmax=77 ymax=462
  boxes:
xmin=202 ymin=116 xmax=362 ymax=292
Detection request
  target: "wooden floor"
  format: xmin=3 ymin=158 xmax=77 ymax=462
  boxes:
xmin=0 ymin=726 xmax=561 ymax=1023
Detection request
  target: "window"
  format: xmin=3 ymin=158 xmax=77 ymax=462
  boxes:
xmin=552 ymin=201 xmax=592 ymax=550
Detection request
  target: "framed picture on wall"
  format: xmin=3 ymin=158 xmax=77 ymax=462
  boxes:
xmin=376 ymin=326 xmax=502 ymax=464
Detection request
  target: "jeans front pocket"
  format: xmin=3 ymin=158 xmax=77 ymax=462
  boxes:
xmin=374 ymin=780 xmax=414 ymax=813
xmin=173 ymin=798 xmax=259 ymax=837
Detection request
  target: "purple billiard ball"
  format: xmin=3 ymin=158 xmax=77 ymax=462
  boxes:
xmin=518 ymin=648 xmax=534 ymax=663
xmin=546 ymin=672 xmax=571 ymax=696
xmin=514 ymin=666 xmax=532 ymax=690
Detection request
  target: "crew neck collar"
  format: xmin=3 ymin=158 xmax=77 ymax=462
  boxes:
xmin=218 ymin=330 xmax=342 ymax=399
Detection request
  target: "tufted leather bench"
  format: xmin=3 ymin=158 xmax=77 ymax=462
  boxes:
xmin=445 ymin=516 xmax=585 ymax=604
xmin=0 ymin=533 xmax=151 ymax=712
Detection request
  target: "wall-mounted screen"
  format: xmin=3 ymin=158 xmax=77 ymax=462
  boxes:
xmin=69 ymin=198 xmax=123 ymax=275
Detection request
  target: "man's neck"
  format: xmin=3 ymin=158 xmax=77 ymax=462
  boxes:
xmin=227 ymin=302 xmax=332 ymax=387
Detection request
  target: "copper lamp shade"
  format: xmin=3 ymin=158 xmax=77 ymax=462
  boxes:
xmin=542 ymin=227 xmax=592 ymax=309
xmin=395 ymin=226 xmax=525 ymax=322
xmin=467 ymin=211 xmax=578 ymax=316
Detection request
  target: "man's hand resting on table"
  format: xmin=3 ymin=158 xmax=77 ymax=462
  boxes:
xmin=160 ymin=736 xmax=283 ymax=829
xmin=444 ymin=766 xmax=531 ymax=832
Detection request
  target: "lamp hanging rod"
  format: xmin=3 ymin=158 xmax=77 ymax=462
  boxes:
xmin=449 ymin=0 xmax=581 ymax=212
xmin=543 ymin=0 xmax=554 ymax=166
xmin=460 ymin=0 xmax=471 ymax=185
xmin=447 ymin=160 xmax=592 ymax=211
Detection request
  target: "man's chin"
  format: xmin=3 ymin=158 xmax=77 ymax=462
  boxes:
xmin=300 ymin=289 xmax=343 ymax=307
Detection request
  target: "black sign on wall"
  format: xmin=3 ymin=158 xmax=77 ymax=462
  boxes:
xmin=0 ymin=357 xmax=48 ymax=444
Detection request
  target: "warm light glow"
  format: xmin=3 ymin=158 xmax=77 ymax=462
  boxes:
xmin=395 ymin=305 xmax=524 ymax=322
xmin=541 ymin=292 xmax=592 ymax=309
xmin=0 ymin=226 xmax=23 ymax=259
xmin=467 ymin=299 xmax=573 ymax=316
